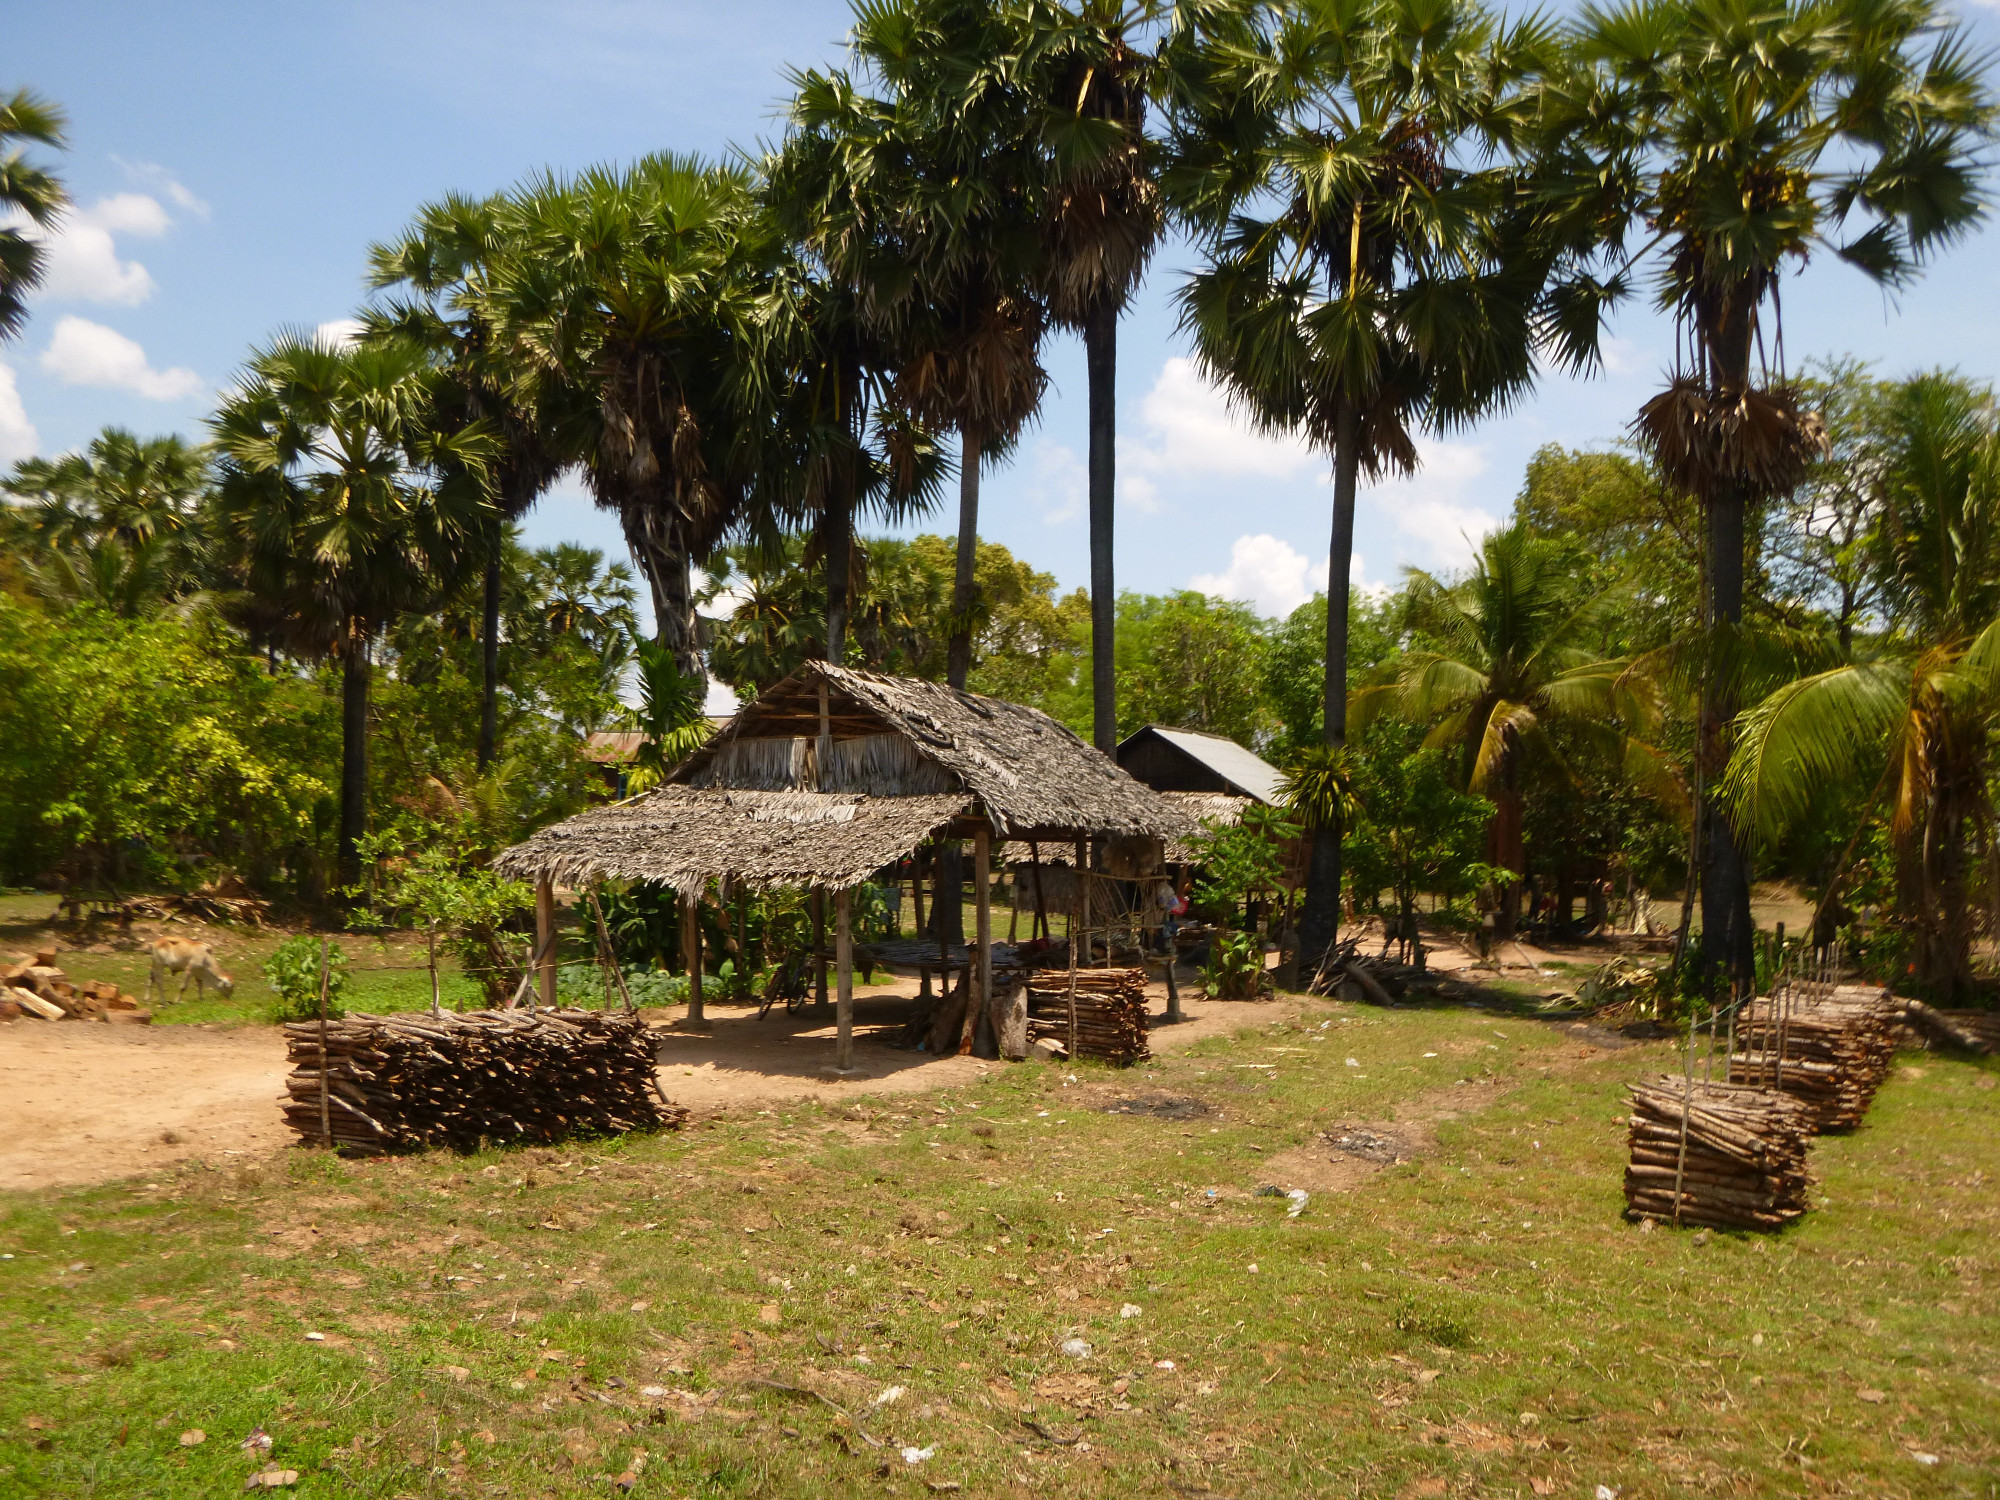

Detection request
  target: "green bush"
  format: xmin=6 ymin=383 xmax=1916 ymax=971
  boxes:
xmin=264 ymin=934 xmax=348 ymax=1022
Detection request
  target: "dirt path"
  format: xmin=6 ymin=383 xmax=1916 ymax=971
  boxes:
xmin=0 ymin=976 xmax=1311 ymax=1193
xmin=0 ymin=1021 xmax=292 ymax=1191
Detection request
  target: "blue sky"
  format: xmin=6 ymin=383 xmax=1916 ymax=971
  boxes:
xmin=10 ymin=0 xmax=2000 ymax=626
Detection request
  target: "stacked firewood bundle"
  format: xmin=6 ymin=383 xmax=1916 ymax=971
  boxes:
xmin=0 ymin=950 xmax=150 ymax=1023
xmin=1624 ymin=1077 xmax=1815 ymax=1231
xmin=1025 ymin=968 xmax=1150 ymax=1066
xmin=279 ymin=1008 xmax=685 ymax=1155
xmin=1727 ymin=984 xmax=1900 ymax=1131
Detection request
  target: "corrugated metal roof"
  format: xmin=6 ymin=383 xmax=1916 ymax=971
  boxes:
xmin=1127 ymin=725 xmax=1284 ymax=803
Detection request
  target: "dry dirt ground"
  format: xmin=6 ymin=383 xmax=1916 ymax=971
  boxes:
xmin=0 ymin=970 xmax=1310 ymax=1193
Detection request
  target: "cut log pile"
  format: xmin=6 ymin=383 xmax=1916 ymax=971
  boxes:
xmin=1624 ymin=1077 xmax=1814 ymax=1231
xmin=1025 ymin=968 xmax=1150 ymax=1067
xmin=1727 ymin=983 xmax=1900 ymax=1131
xmin=0 ymin=950 xmax=151 ymax=1024
xmin=279 ymin=1008 xmax=685 ymax=1155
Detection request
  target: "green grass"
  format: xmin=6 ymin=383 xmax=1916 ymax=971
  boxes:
xmin=0 ymin=992 xmax=1993 ymax=1497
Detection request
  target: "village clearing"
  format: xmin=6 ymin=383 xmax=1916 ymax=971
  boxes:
xmin=0 ymin=934 xmax=1994 ymax=1499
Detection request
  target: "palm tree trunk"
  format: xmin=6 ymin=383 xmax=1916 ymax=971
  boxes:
xmin=824 ymin=475 xmax=853 ymax=664
xmin=1086 ymin=301 xmax=1118 ymax=752
xmin=1698 ymin=485 xmax=1757 ymax=987
xmin=1490 ymin=760 xmax=1526 ymax=939
xmin=1298 ymin=397 xmax=1361 ymax=968
xmin=947 ymin=426 xmax=982 ymax=691
xmin=478 ymin=553 xmax=501 ymax=771
xmin=619 ymin=500 xmax=704 ymax=686
xmin=338 ymin=621 xmax=372 ymax=894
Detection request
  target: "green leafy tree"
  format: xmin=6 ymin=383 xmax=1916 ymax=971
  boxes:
xmin=1539 ymin=0 xmax=1998 ymax=983
xmin=1167 ymin=0 xmax=1586 ymax=966
xmin=264 ymin=934 xmax=349 ymax=1023
xmin=1262 ymin=592 xmax=1399 ymax=755
xmin=1343 ymin=723 xmax=1502 ymax=949
xmin=0 ymin=88 xmax=66 ymax=341
xmin=1114 ymin=591 xmax=1269 ymax=745
xmin=211 ymin=334 xmax=497 ymax=889
xmin=1725 ymin=373 xmax=2000 ymax=997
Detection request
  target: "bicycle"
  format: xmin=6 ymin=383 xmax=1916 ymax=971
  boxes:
xmin=757 ymin=955 xmax=811 ymax=1020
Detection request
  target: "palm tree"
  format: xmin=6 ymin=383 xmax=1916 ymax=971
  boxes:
xmin=1354 ymin=522 xmax=1679 ymax=934
xmin=1165 ymin=0 xmax=1585 ymax=965
xmin=4 ymin=428 xmax=213 ymax=611
xmin=211 ymin=334 xmax=495 ymax=890
xmin=1539 ymin=0 xmax=1997 ymax=985
xmin=781 ymin=4 xmax=1050 ymax=689
xmin=366 ymin=193 xmax=563 ymax=769
xmin=0 ymin=88 xmax=66 ymax=341
xmin=485 ymin=155 xmax=775 ymax=684
xmin=1725 ymin=374 xmax=2000 ymax=998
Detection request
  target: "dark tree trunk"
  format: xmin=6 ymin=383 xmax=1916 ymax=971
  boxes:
xmin=338 ymin=622 xmax=372 ymax=894
xmin=930 ymin=843 xmax=965 ymax=951
xmin=1297 ymin=397 xmax=1361 ymax=969
xmin=1488 ymin=762 xmax=1525 ymax=939
xmin=1698 ymin=487 xmax=1757 ymax=988
xmin=824 ymin=477 xmax=853 ymax=664
xmin=619 ymin=500 xmax=704 ymax=685
xmin=948 ymin=427 xmax=981 ymax=691
xmin=478 ymin=553 xmax=501 ymax=772
xmin=1086 ymin=301 xmax=1118 ymax=752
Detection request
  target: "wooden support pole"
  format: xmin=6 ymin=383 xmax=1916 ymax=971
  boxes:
xmin=535 ymin=879 xmax=557 ymax=1010
xmin=835 ymin=886 xmax=854 ymax=1072
xmin=974 ymin=825 xmax=992 ymax=1058
xmin=427 ymin=922 xmax=441 ymax=1017
xmin=812 ymin=889 xmax=829 ymax=1011
xmin=682 ymin=887 xmax=705 ymax=1024
xmin=316 ymin=938 xmax=332 ymax=1149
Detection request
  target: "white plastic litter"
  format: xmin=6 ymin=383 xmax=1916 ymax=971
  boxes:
xmin=873 ymin=1385 xmax=906 ymax=1406
xmin=901 ymin=1446 xmax=935 ymax=1464
xmin=1285 ymin=1189 xmax=1309 ymax=1218
xmin=1120 ymin=1303 xmax=1142 ymax=1319
xmin=1060 ymin=1338 xmax=1093 ymax=1359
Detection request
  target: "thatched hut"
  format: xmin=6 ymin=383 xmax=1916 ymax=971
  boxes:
xmin=496 ymin=663 xmax=1184 ymax=1071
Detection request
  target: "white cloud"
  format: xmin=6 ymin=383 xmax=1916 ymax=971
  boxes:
xmin=1365 ymin=439 xmax=1504 ymax=572
xmin=315 ymin=318 xmax=365 ymax=349
xmin=21 ymin=192 xmax=179 ymax=306
xmin=0 ymin=360 xmax=37 ymax=464
xmin=1123 ymin=357 xmax=1319 ymax=484
xmin=1028 ymin=439 xmax=1085 ymax=524
xmin=1191 ymin=534 xmax=1330 ymax=618
xmin=39 ymin=316 xmax=203 ymax=401
xmin=111 ymin=156 xmax=209 ymax=218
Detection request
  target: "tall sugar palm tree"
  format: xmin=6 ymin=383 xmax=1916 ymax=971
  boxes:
xmin=1725 ymin=374 xmax=2000 ymax=998
xmin=1538 ymin=0 xmax=1997 ymax=985
xmin=1354 ymin=522 xmax=1679 ymax=933
xmin=1165 ymin=0 xmax=1586 ymax=965
xmin=486 ymin=155 xmax=776 ymax=683
xmin=211 ymin=334 xmax=495 ymax=890
xmin=366 ymin=193 xmax=563 ymax=769
xmin=0 ymin=88 xmax=66 ymax=341
xmin=781 ymin=4 xmax=1050 ymax=689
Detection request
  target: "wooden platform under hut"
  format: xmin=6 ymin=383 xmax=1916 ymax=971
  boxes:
xmin=1727 ymin=982 xmax=1901 ymax=1132
xmin=496 ymin=663 xmax=1185 ymax=1072
xmin=1624 ymin=1076 xmax=1815 ymax=1231
xmin=280 ymin=1009 xmax=684 ymax=1156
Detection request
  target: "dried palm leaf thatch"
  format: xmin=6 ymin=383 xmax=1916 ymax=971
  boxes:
xmin=674 ymin=663 xmax=1183 ymax=841
xmin=1158 ymin=790 xmax=1250 ymax=863
xmin=494 ymin=788 xmax=971 ymax=893
xmin=1634 ymin=379 xmax=1828 ymax=503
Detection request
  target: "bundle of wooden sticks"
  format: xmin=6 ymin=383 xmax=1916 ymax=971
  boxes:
xmin=1624 ymin=1076 xmax=1815 ymax=1231
xmin=1728 ymin=983 xmax=1900 ymax=1131
xmin=280 ymin=1008 xmax=684 ymax=1155
xmin=1026 ymin=967 xmax=1151 ymax=1066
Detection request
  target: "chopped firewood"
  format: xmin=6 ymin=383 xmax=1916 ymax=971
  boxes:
xmin=1025 ymin=968 xmax=1150 ymax=1066
xmin=279 ymin=1008 xmax=687 ymax=1156
xmin=1624 ymin=1077 xmax=1815 ymax=1231
xmin=1728 ymin=984 xmax=1899 ymax=1132
xmin=7 ymin=987 xmax=64 ymax=1021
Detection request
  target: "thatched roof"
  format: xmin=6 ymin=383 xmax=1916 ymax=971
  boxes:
xmin=494 ymin=787 xmax=971 ymax=893
xmin=1159 ymin=791 xmax=1251 ymax=863
xmin=673 ymin=662 xmax=1180 ymax=842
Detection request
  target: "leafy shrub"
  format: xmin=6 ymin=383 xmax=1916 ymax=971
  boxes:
xmin=264 ymin=934 xmax=347 ymax=1022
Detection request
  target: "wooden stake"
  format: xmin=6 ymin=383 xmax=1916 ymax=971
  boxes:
xmin=974 ymin=825 xmax=992 ymax=1058
xmin=316 ymin=938 xmax=332 ymax=1149
xmin=535 ymin=879 xmax=557 ymax=1010
xmin=427 ymin=922 xmax=441 ymax=1018
xmin=683 ymin=887 xmax=705 ymax=1024
xmin=587 ymin=883 xmax=635 ymax=1013
xmin=835 ymin=886 xmax=854 ymax=1072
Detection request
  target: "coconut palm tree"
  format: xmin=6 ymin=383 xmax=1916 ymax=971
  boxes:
xmin=1538 ymin=0 xmax=1997 ymax=984
xmin=780 ymin=4 xmax=1050 ymax=689
xmin=0 ymin=88 xmax=66 ymax=342
xmin=485 ymin=155 xmax=776 ymax=684
xmin=366 ymin=193 xmax=564 ymax=769
xmin=1725 ymin=374 xmax=2000 ymax=998
xmin=1354 ymin=522 xmax=1680 ymax=934
xmin=1165 ymin=0 xmax=1586 ymax=965
xmin=210 ymin=334 xmax=496 ymax=890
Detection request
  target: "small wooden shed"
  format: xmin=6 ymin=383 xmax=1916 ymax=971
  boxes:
xmin=1115 ymin=724 xmax=1286 ymax=862
xmin=496 ymin=663 xmax=1183 ymax=1070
